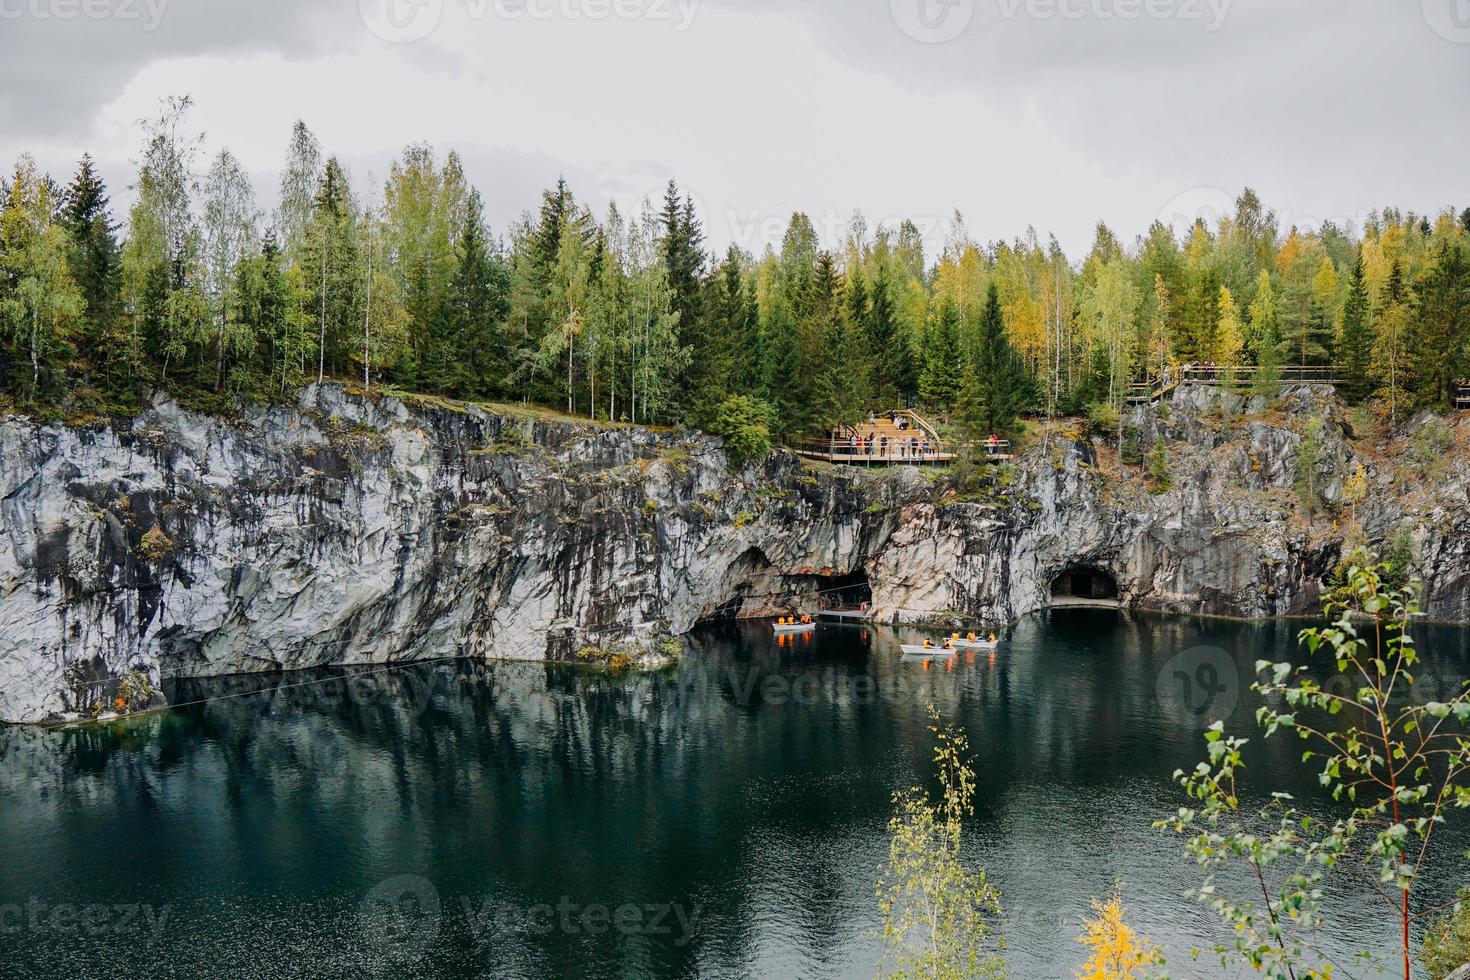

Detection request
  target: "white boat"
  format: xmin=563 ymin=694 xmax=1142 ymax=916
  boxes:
xmin=948 ymin=636 xmax=999 ymax=651
xmin=900 ymin=644 xmax=957 ymax=657
xmin=772 ymin=621 xmax=816 ymax=634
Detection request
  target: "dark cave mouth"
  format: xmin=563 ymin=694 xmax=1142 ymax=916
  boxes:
xmin=1050 ymin=565 xmax=1120 ymax=601
xmin=812 ymin=570 xmax=872 ymax=610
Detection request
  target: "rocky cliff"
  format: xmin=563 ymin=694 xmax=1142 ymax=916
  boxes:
xmin=1 ymin=382 xmax=1466 ymax=723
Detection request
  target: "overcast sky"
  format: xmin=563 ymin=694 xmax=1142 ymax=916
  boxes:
xmin=0 ymin=0 xmax=1466 ymax=259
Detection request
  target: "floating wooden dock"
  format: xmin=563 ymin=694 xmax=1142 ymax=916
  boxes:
xmin=818 ymin=608 xmax=873 ymax=622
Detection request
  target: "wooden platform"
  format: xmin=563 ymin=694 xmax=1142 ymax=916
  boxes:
xmin=793 ymin=410 xmax=1011 ymax=466
xmin=1128 ymin=365 xmax=1343 ymax=404
xmin=818 ymin=608 xmax=873 ymax=622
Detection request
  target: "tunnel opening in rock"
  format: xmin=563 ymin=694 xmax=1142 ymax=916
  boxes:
xmin=812 ymin=569 xmax=872 ymax=611
xmin=1050 ymin=565 xmax=1120 ymax=602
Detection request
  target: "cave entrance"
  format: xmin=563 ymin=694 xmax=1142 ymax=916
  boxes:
xmin=814 ymin=569 xmax=872 ymax=611
xmin=1050 ymin=565 xmax=1120 ymax=603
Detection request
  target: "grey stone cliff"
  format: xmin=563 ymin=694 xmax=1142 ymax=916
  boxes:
xmin=1 ymin=382 xmax=1465 ymax=723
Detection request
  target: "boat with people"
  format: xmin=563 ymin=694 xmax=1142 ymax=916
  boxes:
xmin=947 ymin=632 xmax=1000 ymax=651
xmin=772 ymin=615 xmax=816 ymax=634
xmin=900 ymin=643 xmax=957 ymax=657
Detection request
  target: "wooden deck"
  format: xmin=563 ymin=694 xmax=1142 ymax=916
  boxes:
xmin=792 ymin=410 xmax=1012 ymax=466
xmin=818 ymin=608 xmax=873 ymax=622
xmin=1128 ymin=364 xmax=1343 ymax=403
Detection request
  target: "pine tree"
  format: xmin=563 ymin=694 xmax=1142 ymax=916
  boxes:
xmin=59 ymin=154 xmax=121 ymax=357
xmin=961 ymin=282 xmax=1033 ymax=440
xmin=866 ymin=267 xmax=901 ymax=405
xmin=660 ymin=180 xmax=705 ymax=410
xmin=301 ymin=157 xmax=360 ymax=383
xmin=1410 ymin=241 xmax=1470 ymax=408
xmin=1339 ymin=257 xmax=1373 ymax=402
xmin=919 ymin=297 xmax=965 ymax=409
xmin=446 ymin=190 xmax=509 ymax=397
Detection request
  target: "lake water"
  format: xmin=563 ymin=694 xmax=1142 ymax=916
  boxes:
xmin=3 ymin=609 xmax=1468 ymax=978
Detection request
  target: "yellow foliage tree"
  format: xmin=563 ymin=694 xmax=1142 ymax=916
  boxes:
xmin=1213 ymin=285 xmax=1244 ymax=366
xmin=1074 ymin=885 xmax=1158 ymax=980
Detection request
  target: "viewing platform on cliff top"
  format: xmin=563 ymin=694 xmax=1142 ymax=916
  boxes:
xmin=790 ymin=409 xmax=1012 ymax=467
xmin=1126 ymin=363 xmax=1345 ymax=404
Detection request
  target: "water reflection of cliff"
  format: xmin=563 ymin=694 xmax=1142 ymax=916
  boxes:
xmin=3 ymin=612 xmax=1469 ymax=978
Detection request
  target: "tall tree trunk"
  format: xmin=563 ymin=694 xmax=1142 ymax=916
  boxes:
xmin=363 ymin=245 xmax=373 ymax=390
xmin=318 ymin=245 xmax=327 ymax=385
xmin=31 ymin=304 xmax=40 ymax=393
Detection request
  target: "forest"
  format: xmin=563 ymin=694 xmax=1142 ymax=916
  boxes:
xmin=3 ymin=95 xmax=1468 ymax=448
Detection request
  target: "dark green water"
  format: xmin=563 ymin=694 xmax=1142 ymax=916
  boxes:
xmin=3 ymin=609 xmax=1469 ymax=978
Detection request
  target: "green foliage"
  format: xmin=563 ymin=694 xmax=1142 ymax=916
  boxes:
xmin=1423 ymin=888 xmax=1470 ymax=980
xmin=1407 ymin=418 xmax=1455 ymax=481
xmin=707 ymin=394 xmax=776 ymax=468
xmin=1120 ymin=424 xmax=1143 ymax=466
xmin=920 ymin=297 xmax=967 ymax=410
xmin=1146 ymin=436 xmax=1171 ymax=493
xmin=1164 ymin=554 xmax=1470 ymax=979
xmin=960 ymin=282 xmax=1033 ymax=441
xmin=1339 ymin=257 xmax=1373 ymax=403
xmin=876 ymin=706 xmax=1006 ymax=979
xmin=4 ymin=119 xmax=1470 ymax=443
xmin=1083 ymin=401 xmax=1120 ymax=439
xmin=1292 ymin=415 xmax=1327 ymax=511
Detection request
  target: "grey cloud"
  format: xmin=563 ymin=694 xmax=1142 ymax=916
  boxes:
xmin=0 ymin=0 xmax=360 ymax=137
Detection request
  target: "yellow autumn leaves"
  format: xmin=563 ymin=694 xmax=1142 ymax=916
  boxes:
xmin=1074 ymin=884 xmax=1160 ymax=980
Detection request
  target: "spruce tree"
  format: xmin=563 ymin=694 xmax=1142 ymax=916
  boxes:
xmin=1339 ymin=257 xmax=1373 ymax=402
xmin=448 ymin=191 xmax=510 ymax=398
xmin=866 ymin=268 xmax=900 ymax=406
xmin=59 ymin=154 xmax=121 ymax=356
xmin=1409 ymin=241 xmax=1470 ymax=408
xmin=961 ymin=283 xmax=1032 ymax=440
xmin=919 ymin=297 xmax=965 ymax=410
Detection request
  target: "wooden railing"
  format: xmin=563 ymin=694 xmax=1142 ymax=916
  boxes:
xmin=789 ymin=436 xmax=1010 ymax=467
xmin=1456 ymin=383 xmax=1470 ymax=410
xmin=1128 ymin=364 xmax=1343 ymax=402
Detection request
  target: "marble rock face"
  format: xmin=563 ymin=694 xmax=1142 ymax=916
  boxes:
xmin=1 ymin=382 xmax=1464 ymax=723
